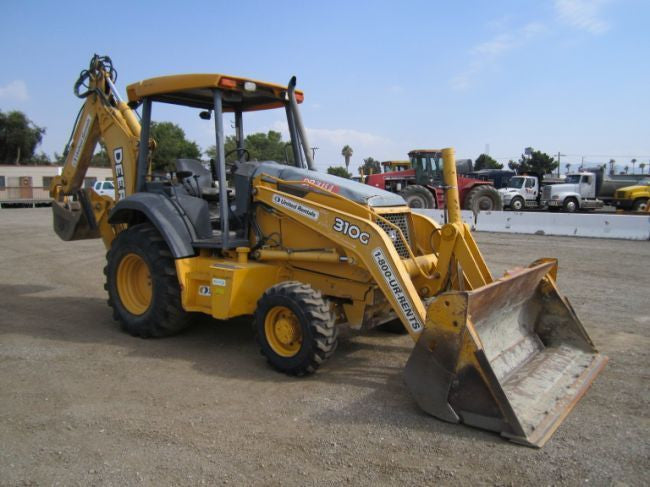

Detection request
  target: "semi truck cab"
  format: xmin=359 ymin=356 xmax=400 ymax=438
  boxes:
xmin=542 ymin=172 xmax=603 ymax=212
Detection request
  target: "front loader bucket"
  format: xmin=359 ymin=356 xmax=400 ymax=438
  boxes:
xmin=404 ymin=261 xmax=607 ymax=447
xmin=52 ymin=198 xmax=100 ymax=241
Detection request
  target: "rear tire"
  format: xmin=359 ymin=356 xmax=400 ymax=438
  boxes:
xmin=632 ymin=198 xmax=648 ymax=211
xmin=399 ymin=185 xmax=436 ymax=209
xmin=254 ymin=282 xmax=337 ymax=376
xmin=464 ymin=185 xmax=502 ymax=213
xmin=105 ymin=223 xmax=191 ymax=338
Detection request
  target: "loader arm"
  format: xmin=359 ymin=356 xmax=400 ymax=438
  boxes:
xmin=50 ymin=55 xmax=142 ymax=247
xmin=253 ymin=178 xmax=429 ymax=338
xmin=252 ymin=168 xmax=500 ymax=339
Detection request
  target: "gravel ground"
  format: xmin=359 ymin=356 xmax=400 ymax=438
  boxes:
xmin=0 ymin=208 xmax=648 ymax=486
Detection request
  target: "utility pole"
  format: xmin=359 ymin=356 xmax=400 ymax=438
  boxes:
xmin=556 ymin=152 xmax=566 ymax=177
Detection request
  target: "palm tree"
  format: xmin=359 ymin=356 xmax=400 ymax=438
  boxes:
xmin=631 ymin=158 xmax=637 ymax=174
xmin=608 ymin=159 xmax=616 ymax=176
xmin=639 ymin=162 xmax=646 ymax=175
xmin=565 ymin=163 xmax=571 ymax=174
xmin=624 ymin=165 xmax=629 ymax=174
xmin=341 ymin=145 xmax=353 ymax=170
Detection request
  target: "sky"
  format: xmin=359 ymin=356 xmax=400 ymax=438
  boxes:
xmin=1 ymin=0 xmax=649 ymax=175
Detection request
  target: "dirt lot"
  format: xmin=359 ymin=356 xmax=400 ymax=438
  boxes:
xmin=0 ymin=208 xmax=648 ymax=486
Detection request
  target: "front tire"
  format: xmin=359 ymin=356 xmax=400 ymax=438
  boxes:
xmin=399 ymin=185 xmax=436 ymax=209
xmin=563 ymin=197 xmax=579 ymax=213
xmin=464 ymin=185 xmax=503 ymax=213
xmin=105 ymin=223 xmax=191 ymax=338
xmin=254 ymin=282 xmax=337 ymax=376
xmin=510 ymin=196 xmax=525 ymax=211
xmin=633 ymin=198 xmax=648 ymax=212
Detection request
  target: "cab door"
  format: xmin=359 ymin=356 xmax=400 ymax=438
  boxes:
xmin=580 ymin=175 xmax=595 ymax=198
xmin=525 ymin=177 xmax=537 ymax=199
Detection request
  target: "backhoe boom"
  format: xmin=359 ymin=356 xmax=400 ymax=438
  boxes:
xmin=50 ymin=55 xmax=141 ymax=247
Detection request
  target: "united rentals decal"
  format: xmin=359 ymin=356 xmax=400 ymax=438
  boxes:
xmin=272 ymin=194 xmax=319 ymax=220
xmin=372 ymin=247 xmax=423 ymax=332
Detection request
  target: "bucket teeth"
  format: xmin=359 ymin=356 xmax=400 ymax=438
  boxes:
xmin=405 ymin=261 xmax=607 ymax=447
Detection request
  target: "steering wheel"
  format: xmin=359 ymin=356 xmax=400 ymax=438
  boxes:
xmin=225 ymin=148 xmax=250 ymax=162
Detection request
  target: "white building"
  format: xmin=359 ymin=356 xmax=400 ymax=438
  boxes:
xmin=0 ymin=165 xmax=112 ymax=205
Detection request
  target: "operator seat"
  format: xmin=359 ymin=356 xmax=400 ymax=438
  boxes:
xmin=175 ymin=159 xmax=219 ymax=200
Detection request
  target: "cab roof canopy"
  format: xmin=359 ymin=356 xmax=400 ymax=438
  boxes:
xmin=126 ymin=74 xmax=304 ymax=112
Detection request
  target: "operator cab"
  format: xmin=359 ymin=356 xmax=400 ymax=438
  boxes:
xmin=407 ymin=150 xmax=443 ymax=185
xmin=125 ymin=74 xmax=309 ymax=250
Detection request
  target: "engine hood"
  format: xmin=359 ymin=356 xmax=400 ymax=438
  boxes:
xmin=617 ymin=184 xmax=649 ymax=194
xmin=548 ymin=183 xmax=579 ymax=194
xmin=250 ymin=161 xmax=407 ymax=207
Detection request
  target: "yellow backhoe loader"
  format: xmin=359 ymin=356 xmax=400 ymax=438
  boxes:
xmin=51 ymin=55 xmax=607 ymax=447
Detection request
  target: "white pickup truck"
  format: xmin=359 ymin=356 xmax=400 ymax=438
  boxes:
xmin=92 ymin=180 xmax=115 ymax=199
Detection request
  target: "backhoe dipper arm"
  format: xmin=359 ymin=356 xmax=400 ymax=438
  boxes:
xmin=50 ymin=55 xmax=142 ymax=247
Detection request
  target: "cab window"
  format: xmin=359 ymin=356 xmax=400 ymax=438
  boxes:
xmin=102 ymin=181 xmax=114 ymax=190
xmin=525 ymin=179 xmax=535 ymax=188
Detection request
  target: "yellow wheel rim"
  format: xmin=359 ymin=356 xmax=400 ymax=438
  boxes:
xmin=264 ymin=306 xmax=302 ymax=357
xmin=116 ymin=253 xmax=152 ymax=315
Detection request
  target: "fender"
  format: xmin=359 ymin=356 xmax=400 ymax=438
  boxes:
xmin=555 ymin=191 xmax=582 ymax=206
xmin=108 ymin=192 xmax=196 ymax=258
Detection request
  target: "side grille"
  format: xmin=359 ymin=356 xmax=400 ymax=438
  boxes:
xmin=375 ymin=212 xmax=412 ymax=258
xmin=542 ymin=186 xmax=552 ymax=200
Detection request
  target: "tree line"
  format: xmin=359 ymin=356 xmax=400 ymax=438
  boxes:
xmin=3 ymin=109 xmax=646 ymax=178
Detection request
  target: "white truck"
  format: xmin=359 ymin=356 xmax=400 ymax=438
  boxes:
xmin=542 ymin=172 xmax=603 ymax=212
xmin=92 ymin=179 xmax=115 ymax=199
xmin=498 ymin=175 xmax=541 ymax=210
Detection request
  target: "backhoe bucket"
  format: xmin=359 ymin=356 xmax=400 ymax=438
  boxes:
xmin=52 ymin=197 xmax=100 ymax=241
xmin=404 ymin=260 xmax=607 ymax=447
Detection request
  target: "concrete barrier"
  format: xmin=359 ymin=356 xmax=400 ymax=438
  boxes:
xmin=415 ymin=209 xmax=476 ymax=229
xmin=476 ymin=211 xmax=650 ymax=241
xmin=414 ymin=209 xmax=650 ymax=240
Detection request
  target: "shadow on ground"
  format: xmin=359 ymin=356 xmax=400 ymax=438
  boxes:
xmin=0 ymin=283 xmax=511 ymax=447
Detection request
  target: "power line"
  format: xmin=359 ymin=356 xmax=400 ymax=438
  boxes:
xmin=562 ymin=154 xmax=650 ymax=158
xmin=489 ymin=154 xmax=650 ymax=161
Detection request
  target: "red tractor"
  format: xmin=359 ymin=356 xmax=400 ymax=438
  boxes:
xmin=366 ymin=149 xmax=502 ymax=212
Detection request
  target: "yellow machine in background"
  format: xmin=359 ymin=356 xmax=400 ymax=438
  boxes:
xmin=613 ymin=178 xmax=650 ymax=212
xmin=51 ymin=55 xmax=606 ymax=447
